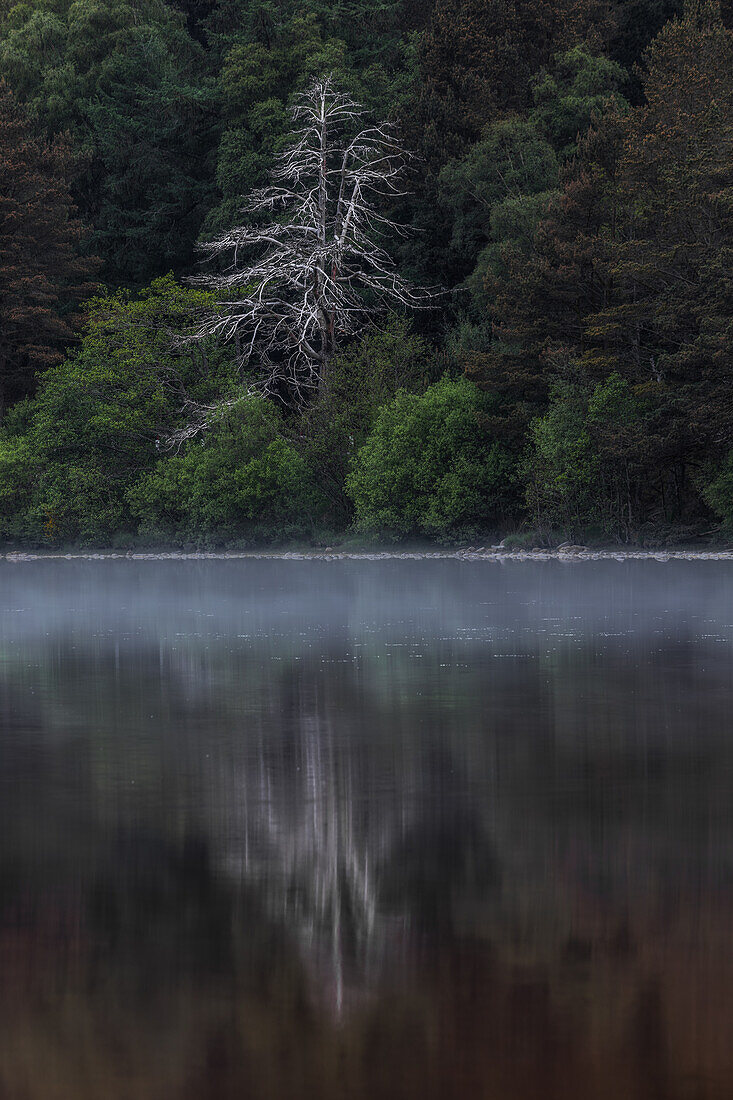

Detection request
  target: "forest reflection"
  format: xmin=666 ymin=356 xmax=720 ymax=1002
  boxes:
xmin=1 ymin=559 xmax=733 ymax=1099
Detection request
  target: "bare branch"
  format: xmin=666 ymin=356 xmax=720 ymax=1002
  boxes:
xmin=186 ymin=74 xmax=437 ymax=422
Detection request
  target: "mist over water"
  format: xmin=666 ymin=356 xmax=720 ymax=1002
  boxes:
xmin=2 ymin=558 xmax=733 ymax=1099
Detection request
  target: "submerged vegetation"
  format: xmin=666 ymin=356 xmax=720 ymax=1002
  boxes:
xmin=0 ymin=0 xmax=732 ymax=547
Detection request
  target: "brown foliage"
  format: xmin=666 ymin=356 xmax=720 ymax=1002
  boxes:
xmin=470 ymin=0 xmax=733 ymax=490
xmin=414 ymin=0 xmax=616 ymax=167
xmin=0 ymin=81 xmax=98 ymax=415
xmin=586 ymin=0 xmax=733 ymax=455
xmin=466 ymin=109 xmax=625 ymax=444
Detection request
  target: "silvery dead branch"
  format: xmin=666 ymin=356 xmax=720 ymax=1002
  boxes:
xmin=183 ymin=75 xmax=432 ymax=438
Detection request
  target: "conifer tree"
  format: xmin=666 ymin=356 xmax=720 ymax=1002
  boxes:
xmin=588 ymin=0 xmax=733 ymax=459
xmin=466 ymin=109 xmax=625 ymax=444
xmin=415 ymin=0 xmax=616 ymax=166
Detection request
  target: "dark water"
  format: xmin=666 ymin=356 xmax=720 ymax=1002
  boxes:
xmin=2 ymin=559 xmax=733 ymax=1099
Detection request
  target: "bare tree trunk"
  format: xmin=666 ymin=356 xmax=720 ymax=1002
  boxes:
xmin=317 ymin=94 xmax=330 ymax=394
xmin=0 ymin=351 xmax=6 ymax=426
xmin=182 ymin=76 xmax=432 ymax=434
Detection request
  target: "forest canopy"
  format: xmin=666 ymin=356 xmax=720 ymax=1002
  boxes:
xmin=0 ymin=0 xmax=731 ymax=547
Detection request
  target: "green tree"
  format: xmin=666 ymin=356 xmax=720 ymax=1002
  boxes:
xmin=466 ymin=107 xmax=626 ymax=446
xmin=203 ymin=13 xmax=349 ymax=233
xmin=607 ymin=0 xmax=684 ymax=98
xmin=298 ymin=319 xmax=433 ymax=523
xmin=0 ymin=82 xmax=97 ymax=416
xmin=0 ymin=276 xmax=236 ymax=543
xmin=128 ymin=399 xmax=322 ymax=544
xmin=413 ymin=0 xmax=615 ymax=168
xmin=586 ymin=0 xmax=733 ymax=496
xmin=524 ymin=372 xmax=649 ymax=539
xmin=0 ymin=0 xmax=218 ymax=284
xmin=704 ymin=450 xmax=733 ymax=531
xmin=529 ymin=44 xmax=628 ymax=158
xmin=347 ymin=374 xmax=514 ymax=538
xmin=406 ymin=42 xmax=627 ymax=303
xmin=203 ymin=5 xmax=415 ymax=237
xmin=438 ymin=118 xmax=559 ymax=293
xmin=473 ymin=1 xmax=733 ymax=531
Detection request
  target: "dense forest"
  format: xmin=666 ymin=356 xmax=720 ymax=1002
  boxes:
xmin=0 ymin=0 xmax=731 ymax=547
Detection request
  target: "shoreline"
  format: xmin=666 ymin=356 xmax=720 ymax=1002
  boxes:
xmin=4 ymin=548 xmax=733 ymax=562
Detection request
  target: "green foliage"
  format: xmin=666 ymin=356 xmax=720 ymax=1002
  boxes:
xmin=203 ymin=2 xmax=417 ymax=235
xmin=299 ymin=318 xmax=434 ymax=523
xmin=438 ymin=119 xmax=559 ymax=287
xmin=524 ymin=380 xmax=598 ymax=534
xmin=129 ymin=399 xmax=322 ymax=543
xmin=0 ymin=81 xmax=98 ymax=408
xmin=1 ymin=0 xmax=731 ymax=547
xmin=607 ymin=0 xmax=685 ymax=97
xmin=586 ymin=0 xmax=733 ymax=462
xmin=347 ymin=375 xmax=513 ymax=538
xmin=0 ymin=274 xmax=325 ymax=546
xmin=530 ymin=46 xmax=628 ymax=158
xmin=436 ymin=49 xmax=628 ymax=300
xmin=703 ymin=453 xmax=733 ymax=530
xmin=0 ymin=276 xmax=238 ymax=543
xmin=205 ymin=12 xmax=350 ymax=234
xmin=466 ymin=190 xmax=560 ymax=310
xmin=524 ymin=373 xmax=648 ymax=539
xmin=414 ymin=0 xmax=615 ymax=167
xmin=0 ymin=0 xmax=218 ymax=284
xmin=0 ymin=422 xmax=34 ymax=536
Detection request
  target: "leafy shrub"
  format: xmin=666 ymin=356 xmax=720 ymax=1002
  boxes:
xmin=0 ymin=276 xmax=238 ymax=544
xmin=346 ymin=375 xmax=513 ymax=538
xmin=524 ymin=373 xmax=647 ymax=539
xmin=703 ymin=454 xmax=733 ymax=532
xmin=128 ymin=399 xmax=323 ymax=544
xmin=299 ymin=319 xmax=434 ymax=524
xmin=0 ymin=423 xmax=34 ymax=540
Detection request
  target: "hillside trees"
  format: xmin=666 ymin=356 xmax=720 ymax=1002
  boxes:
xmin=523 ymin=372 xmax=650 ymax=538
xmin=436 ymin=45 xmax=628 ymax=289
xmin=0 ymin=0 xmax=218 ymax=284
xmin=403 ymin=40 xmax=628 ymax=300
xmin=438 ymin=119 xmax=560 ymax=299
xmin=299 ymin=318 xmax=433 ymax=523
xmin=529 ymin=45 xmax=628 ymax=157
xmin=587 ymin=0 xmax=733 ymax=471
xmin=0 ymin=0 xmax=731 ymax=546
xmin=128 ymin=400 xmax=322 ymax=543
xmin=204 ymin=12 xmax=351 ymax=234
xmin=0 ymin=277 xmax=239 ymax=542
xmin=466 ymin=107 xmax=626 ymax=447
xmin=0 ymin=83 xmax=97 ymax=418
xmin=413 ymin=0 xmax=616 ymax=167
xmin=477 ymin=0 xmax=733 ymax=533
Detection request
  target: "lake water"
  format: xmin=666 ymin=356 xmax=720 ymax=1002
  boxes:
xmin=1 ymin=558 xmax=733 ymax=1099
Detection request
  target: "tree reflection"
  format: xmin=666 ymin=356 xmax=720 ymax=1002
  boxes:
xmin=3 ymin=559 xmax=733 ymax=1097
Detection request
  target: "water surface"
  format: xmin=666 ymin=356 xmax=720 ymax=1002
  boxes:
xmin=1 ymin=559 xmax=733 ymax=1099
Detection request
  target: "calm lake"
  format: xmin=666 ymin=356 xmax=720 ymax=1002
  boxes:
xmin=1 ymin=557 xmax=733 ymax=1099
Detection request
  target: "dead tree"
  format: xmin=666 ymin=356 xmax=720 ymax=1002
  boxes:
xmin=190 ymin=75 xmax=430 ymax=405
